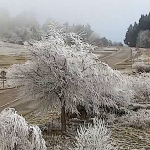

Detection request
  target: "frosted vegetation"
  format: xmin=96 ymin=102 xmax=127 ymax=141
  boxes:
xmin=135 ymin=62 xmax=150 ymax=73
xmin=0 ymin=108 xmax=47 ymax=150
xmin=129 ymin=73 xmax=150 ymax=99
xmin=0 ymin=10 xmax=41 ymax=44
xmin=136 ymin=30 xmax=150 ymax=48
xmin=118 ymin=109 xmax=150 ymax=128
xmin=74 ymin=118 xmax=116 ymax=150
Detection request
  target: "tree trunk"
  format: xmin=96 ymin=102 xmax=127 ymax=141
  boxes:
xmin=61 ymin=100 xmax=66 ymax=132
xmin=14 ymin=143 xmax=17 ymax=150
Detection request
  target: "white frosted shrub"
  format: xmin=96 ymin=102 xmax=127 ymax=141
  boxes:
xmin=0 ymin=108 xmax=47 ymax=150
xmin=119 ymin=109 xmax=150 ymax=128
xmin=129 ymin=73 xmax=150 ymax=100
xmin=135 ymin=62 xmax=150 ymax=73
xmin=74 ymin=118 xmax=116 ymax=150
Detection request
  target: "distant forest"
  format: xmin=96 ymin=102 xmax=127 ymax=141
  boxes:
xmin=0 ymin=9 xmax=123 ymax=47
xmin=124 ymin=12 xmax=150 ymax=48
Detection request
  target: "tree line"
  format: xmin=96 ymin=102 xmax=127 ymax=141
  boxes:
xmin=0 ymin=10 xmax=41 ymax=44
xmin=0 ymin=9 xmax=123 ymax=47
xmin=124 ymin=12 xmax=150 ymax=48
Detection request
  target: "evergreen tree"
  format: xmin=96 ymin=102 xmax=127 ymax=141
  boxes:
xmin=124 ymin=12 xmax=150 ymax=47
xmin=124 ymin=23 xmax=139 ymax=47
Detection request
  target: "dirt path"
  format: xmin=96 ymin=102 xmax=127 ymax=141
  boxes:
xmin=100 ymin=48 xmax=131 ymax=67
xmin=98 ymin=48 xmax=138 ymax=72
xmin=0 ymin=88 xmax=35 ymax=115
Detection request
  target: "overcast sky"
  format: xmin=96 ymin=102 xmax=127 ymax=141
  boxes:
xmin=0 ymin=0 xmax=150 ymax=42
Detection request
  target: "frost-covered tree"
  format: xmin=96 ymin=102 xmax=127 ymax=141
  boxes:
xmin=136 ymin=30 xmax=150 ymax=48
xmin=100 ymin=37 xmax=109 ymax=47
xmin=0 ymin=108 xmax=47 ymax=150
xmin=7 ymin=22 xmax=132 ymax=132
xmin=74 ymin=118 xmax=117 ymax=150
xmin=0 ymin=10 xmax=41 ymax=44
xmin=88 ymin=32 xmax=100 ymax=44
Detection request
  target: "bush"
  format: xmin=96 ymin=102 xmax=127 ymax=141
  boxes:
xmin=118 ymin=109 xmax=150 ymax=128
xmin=129 ymin=72 xmax=150 ymax=100
xmin=9 ymin=36 xmax=24 ymax=45
xmin=74 ymin=118 xmax=117 ymax=150
xmin=0 ymin=108 xmax=47 ymax=150
xmin=135 ymin=62 xmax=150 ymax=73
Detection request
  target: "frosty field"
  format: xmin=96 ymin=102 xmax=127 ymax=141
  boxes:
xmin=1 ymin=40 xmax=150 ymax=149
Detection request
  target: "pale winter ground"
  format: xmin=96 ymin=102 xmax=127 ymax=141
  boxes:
xmin=0 ymin=41 xmax=28 ymax=69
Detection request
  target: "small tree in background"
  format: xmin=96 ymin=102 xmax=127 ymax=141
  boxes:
xmin=136 ymin=30 xmax=150 ymax=48
xmin=100 ymin=37 xmax=109 ymax=47
xmin=7 ymin=22 xmax=132 ymax=132
xmin=0 ymin=108 xmax=47 ymax=150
